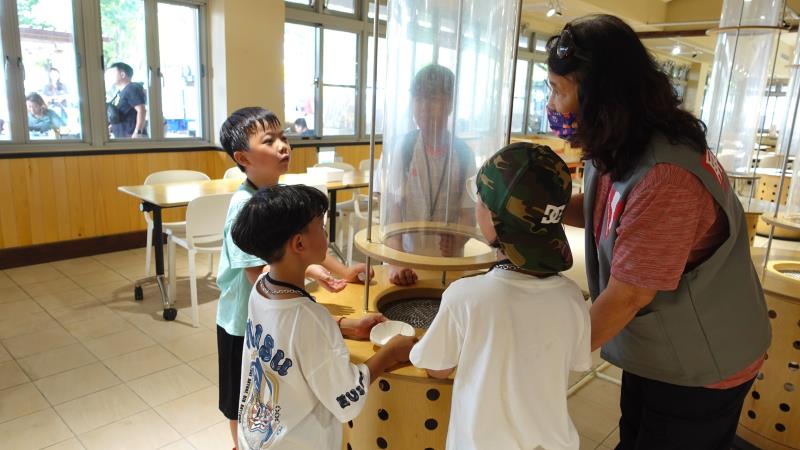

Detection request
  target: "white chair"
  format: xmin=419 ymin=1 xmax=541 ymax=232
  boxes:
xmin=142 ymin=170 xmax=210 ymax=278
xmin=314 ymin=162 xmax=356 ymax=251
xmin=347 ymin=192 xmax=380 ymax=264
xmin=167 ymin=193 xmax=233 ymax=327
xmin=224 ymin=166 xmax=246 ymax=180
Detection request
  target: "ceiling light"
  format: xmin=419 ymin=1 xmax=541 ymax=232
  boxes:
xmin=672 ymin=45 xmax=681 ymax=55
xmin=545 ymin=0 xmax=561 ymax=17
xmin=546 ymin=7 xmax=557 ymax=17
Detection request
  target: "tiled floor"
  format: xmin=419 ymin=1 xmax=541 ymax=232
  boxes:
xmin=0 ymin=236 xmax=796 ymax=450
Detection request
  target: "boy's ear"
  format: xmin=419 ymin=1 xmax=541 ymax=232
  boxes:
xmin=233 ymin=150 xmax=249 ymax=168
xmin=286 ymin=233 xmax=304 ymax=255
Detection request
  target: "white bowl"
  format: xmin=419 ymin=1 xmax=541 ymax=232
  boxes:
xmin=369 ymin=320 xmax=414 ymax=347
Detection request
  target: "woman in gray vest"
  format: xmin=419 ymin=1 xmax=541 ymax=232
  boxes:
xmin=547 ymin=14 xmax=771 ymax=450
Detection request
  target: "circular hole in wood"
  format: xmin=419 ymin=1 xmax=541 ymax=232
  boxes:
xmin=768 ymin=310 xmax=777 ymax=319
xmin=377 ymin=437 xmax=388 ymax=449
xmin=427 ymin=388 xmax=440 ymax=401
xmin=757 ymin=372 xmax=764 ymax=380
xmin=747 ymin=410 xmax=756 ymax=419
xmin=752 ymin=390 xmax=761 ymax=400
xmin=789 ymin=362 xmax=800 ymax=372
xmin=378 ymin=409 xmax=389 ymax=421
xmin=348 ymin=420 xmax=353 ymax=429
xmin=425 ymin=418 xmax=438 ymax=430
xmin=775 ymin=423 xmax=786 ymax=432
xmin=347 ymin=444 xmax=352 ymax=450
xmin=794 ymin=341 xmax=800 ymax=350
xmin=765 ymin=353 xmax=769 ymax=360
xmin=379 ymin=380 xmax=390 ymax=392
xmin=779 ymin=403 xmax=790 ymax=412
xmin=785 ymin=383 xmax=796 ymax=392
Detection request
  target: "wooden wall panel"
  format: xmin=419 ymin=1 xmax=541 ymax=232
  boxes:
xmin=0 ymin=146 xmax=373 ymax=250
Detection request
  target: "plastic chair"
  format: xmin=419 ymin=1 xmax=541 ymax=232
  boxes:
xmin=224 ymin=166 xmax=246 ymax=180
xmin=314 ymin=162 xmax=356 ymax=249
xmin=347 ymin=192 xmax=380 ymax=264
xmin=167 ymin=192 xmax=233 ymax=327
xmin=142 ymin=170 xmax=210 ymax=278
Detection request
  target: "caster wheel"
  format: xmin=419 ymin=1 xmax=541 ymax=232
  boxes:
xmin=134 ymin=286 xmax=144 ymax=301
xmin=163 ymin=308 xmax=178 ymax=321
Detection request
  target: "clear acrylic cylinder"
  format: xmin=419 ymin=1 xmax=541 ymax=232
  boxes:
xmin=702 ymin=0 xmax=782 ymax=173
xmin=378 ymin=0 xmax=518 ymax=258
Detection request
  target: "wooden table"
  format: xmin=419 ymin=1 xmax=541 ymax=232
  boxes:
xmin=117 ymin=173 xmax=369 ymax=320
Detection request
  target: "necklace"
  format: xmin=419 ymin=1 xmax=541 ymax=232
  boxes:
xmin=258 ymin=273 xmax=316 ymax=302
xmin=491 ymin=259 xmax=555 ymax=279
xmin=422 ymin=143 xmax=451 ymax=220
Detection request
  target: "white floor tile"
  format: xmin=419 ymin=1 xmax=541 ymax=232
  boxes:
xmin=0 ymin=409 xmax=73 ymax=450
xmin=79 ymin=409 xmax=181 ymax=450
xmin=35 ymin=362 xmax=121 ymax=405
xmin=55 ymin=384 xmax=149 ymax=435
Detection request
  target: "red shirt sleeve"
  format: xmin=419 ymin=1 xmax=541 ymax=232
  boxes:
xmin=609 ymin=164 xmax=727 ymax=291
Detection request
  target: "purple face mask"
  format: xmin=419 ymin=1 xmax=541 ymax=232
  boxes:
xmin=546 ymin=106 xmax=578 ymax=140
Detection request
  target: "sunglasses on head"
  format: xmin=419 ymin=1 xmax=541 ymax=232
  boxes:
xmin=550 ymin=27 xmax=589 ymax=61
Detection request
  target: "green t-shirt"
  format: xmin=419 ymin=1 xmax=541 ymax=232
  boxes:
xmin=216 ymin=182 xmax=266 ymax=336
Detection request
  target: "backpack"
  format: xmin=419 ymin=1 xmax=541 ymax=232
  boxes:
xmin=106 ymin=91 xmax=121 ymax=124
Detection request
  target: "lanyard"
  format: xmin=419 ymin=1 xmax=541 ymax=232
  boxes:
xmin=422 ymin=145 xmax=451 ymax=220
xmin=245 ymin=178 xmax=258 ymax=191
xmin=259 ymin=273 xmax=316 ymax=303
xmin=491 ymin=259 xmax=554 ymax=278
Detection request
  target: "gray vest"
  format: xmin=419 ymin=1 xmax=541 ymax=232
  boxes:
xmin=584 ymin=134 xmax=771 ymax=386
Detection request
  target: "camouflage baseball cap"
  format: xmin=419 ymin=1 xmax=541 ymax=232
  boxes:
xmin=476 ymin=142 xmax=573 ymax=273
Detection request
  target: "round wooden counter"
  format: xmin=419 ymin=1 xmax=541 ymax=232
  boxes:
xmin=737 ymin=248 xmax=800 ymax=450
xmin=308 ymin=265 xmax=464 ymax=450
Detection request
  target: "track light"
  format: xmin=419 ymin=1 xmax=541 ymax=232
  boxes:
xmin=545 ymin=0 xmax=561 ymax=17
xmin=671 ymin=44 xmax=681 ymax=55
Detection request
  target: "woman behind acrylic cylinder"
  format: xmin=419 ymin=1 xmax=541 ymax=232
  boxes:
xmin=550 ymin=14 xmax=770 ymax=450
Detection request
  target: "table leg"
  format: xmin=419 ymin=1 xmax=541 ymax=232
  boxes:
xmin=327 ymin=190 xmax=346 ymax=262
xmin=134 ymin=202 xmax=177 ymax=321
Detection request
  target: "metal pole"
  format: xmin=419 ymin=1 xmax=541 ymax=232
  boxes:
xmin=505 ymin=0 xmax=525 ymax=145
xmin=364 ymin=0 xmax=381 ymax=312
xmin=761 ymin=48 xmax=800 ymax=277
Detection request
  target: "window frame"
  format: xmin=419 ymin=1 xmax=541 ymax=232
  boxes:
xmin=0 ymin=0 xmax=212 ymax=156
xmin=286 ymin=0 xmax=387 ymax=145
xmin=510 ymin=30 xmax=552 ymax=137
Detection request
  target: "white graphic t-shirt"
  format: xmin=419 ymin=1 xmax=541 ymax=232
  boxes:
xmin=410 ymin=269 xmax=592 ymax=450
xmin=238 ymin=275 xmax=370 ymax=450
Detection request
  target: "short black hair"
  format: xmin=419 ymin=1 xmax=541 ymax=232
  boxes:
xmin=220 ymin=107 xmax=283 ymax=171
xmin=26 ymin=92 xmax=45 ymax=107
xmin=294 ymin=118 xmax=307 ymax=128
xmin=411 ymin=64 xmax=455 ymax=99
xmin=231 ymin=184 xmax=329 ymax=263
xmin=109 ymin=62 xmax=133 ymax=79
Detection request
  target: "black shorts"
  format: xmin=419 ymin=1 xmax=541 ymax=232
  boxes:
xmin=217 ymin=325 xmax=244 ymax=420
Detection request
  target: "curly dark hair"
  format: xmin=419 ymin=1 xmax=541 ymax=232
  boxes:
xmin=547 ymin=14 xmax=708 ymax=181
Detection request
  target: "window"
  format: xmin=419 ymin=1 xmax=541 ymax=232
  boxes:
xmin=18 ymin=0 xmax=82 ymax=141
xmin=325 ymin=0 xmax=355 ymax=15
xmin=284 ymin=23 xmax=317 ymax=137
xmin=0 ymin=0 xmax=209 ymax=152
xmin=511 ymin=60 xmax=529 ymax=133
xmin=285 ymin=1 xmax=386 ymax=141
xmin=0 ymin=24 xmax=10 ymax=141
xmin=101 ymin=0 xmax=148 ymax=139
xmin=322 ymin=29 xmax=357 ymax=136
xmin=365 ymin=35 xmax=386 ymax=134
xmin=527 ymin=62 xmax=549 ymax=134
xmin=287 ymin=0 xmax=313 ymax=6
xmin=158 ymin=3 xmax=203 ymax=138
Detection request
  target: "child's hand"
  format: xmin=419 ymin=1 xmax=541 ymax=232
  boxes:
xmin=306 ymin=265 xmax=347 ymax=292
xmin=342 ymin=313 xmax=386 ymax=340
xmin=342 ymin=263 xmax=375 ymax=283
xmin=438 ymin=233 xmax=468 ymax=257
xmin=388 ymin=265 xmax=417 ymax=286
xmin=383 ymin=334 xmax=416 ymax=363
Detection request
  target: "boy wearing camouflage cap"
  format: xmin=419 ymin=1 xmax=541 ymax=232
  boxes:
xmin=410 ymin=142 xmax=591 ymax=450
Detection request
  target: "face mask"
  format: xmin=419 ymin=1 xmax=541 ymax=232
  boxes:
xmin=547 ymin=106 xmax=578 ymax=140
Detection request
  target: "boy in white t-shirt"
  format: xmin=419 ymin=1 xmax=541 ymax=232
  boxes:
xmin=410 ymin=142 xmax=592 ymax=450
xmin=231 ymin=184 xmax=416 ymax=450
